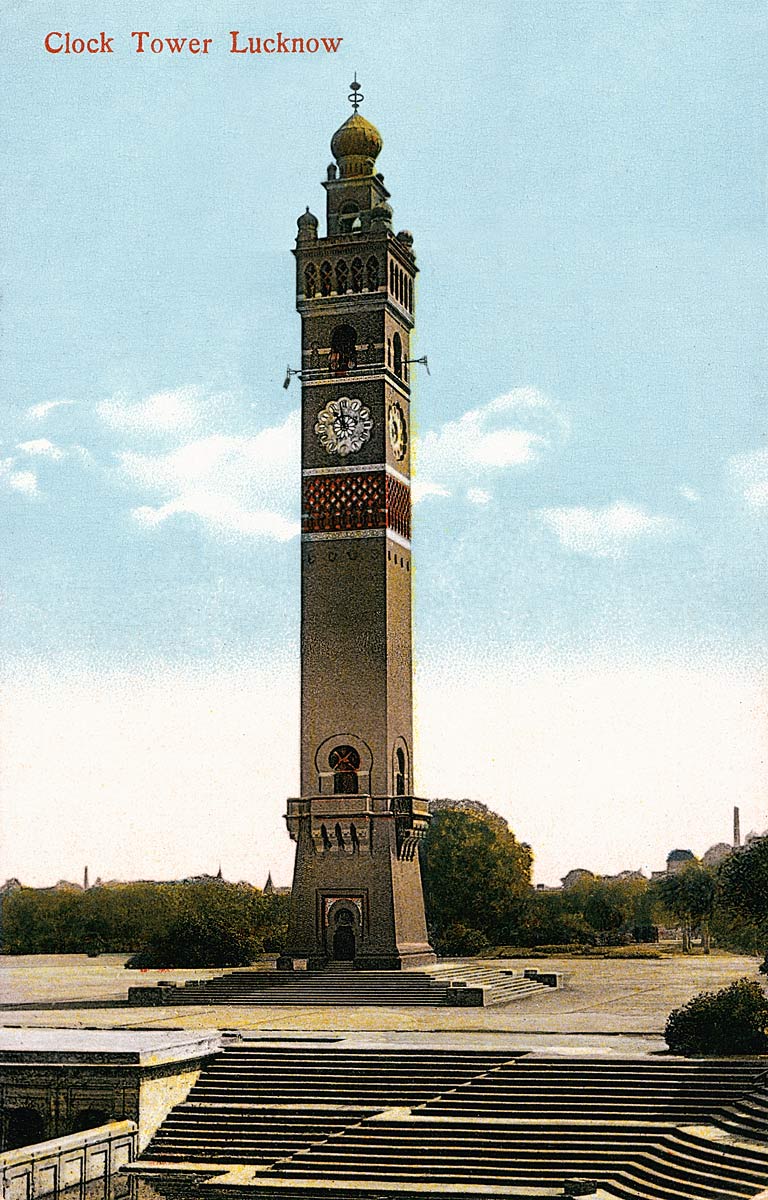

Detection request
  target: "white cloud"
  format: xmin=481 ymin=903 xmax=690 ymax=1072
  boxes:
xmin=467 ymin=487 xmax=491 ymax=505
xmin=538 ymin=501 xmax=677 ymax=558
xmin=27 ymin=399 xmax=74 ymax=420
xmin=414 ymin=386 xmax=562 ymax=497
xmin=729 ymin=447 xmax=768 ymax=508
xmin=0 ymin=458 xmax=38 ymax=496
xmin=98 ymin=386 xmax=212 ymax=435
xmin=17 ymin=438 xmax=65 ymax=460
xmin=133 ymin=494 xmax=298 ymax=541
xmin=678 ymin=485 xmax=701 ymax=504
xmin=411 ymin=479 xmax=451 ymax=503
xmin=118 ymin=410 xmax=301 ymax=541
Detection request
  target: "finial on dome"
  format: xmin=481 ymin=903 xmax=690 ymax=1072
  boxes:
xmin=348 ymin=74 xmax=363 ymax=113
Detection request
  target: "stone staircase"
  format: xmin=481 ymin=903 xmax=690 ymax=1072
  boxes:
xmin=134 ymin=1046 xmax=768 ymax=1199
xmin=129 ymin=962 xmax=551 ymax=1007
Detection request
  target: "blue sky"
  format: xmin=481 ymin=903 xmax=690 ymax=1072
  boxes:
xmin=1 ymin=0 xmax=766 ymax=887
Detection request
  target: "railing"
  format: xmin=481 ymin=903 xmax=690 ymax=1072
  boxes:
xmin=1 ymin=1123 xmax=136 ymax=1200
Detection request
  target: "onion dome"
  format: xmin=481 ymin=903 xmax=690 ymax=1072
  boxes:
xmin=330 ymin=113 xmax=383 ymax=178
xmin=296 ymin=207 xmax=318 ymax=241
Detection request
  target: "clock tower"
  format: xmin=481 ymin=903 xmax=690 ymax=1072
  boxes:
xmin=280 ymin=84 xmax=435 ymax=970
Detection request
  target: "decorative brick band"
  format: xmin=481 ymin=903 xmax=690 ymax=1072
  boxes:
xmin=302 ymin=470 xmax=411 ymax=540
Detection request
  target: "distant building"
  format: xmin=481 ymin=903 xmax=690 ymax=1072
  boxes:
xmin=263 ymin=873 xmax=291 ymax=897
xmin=561 ymin=869 xmax=596 ymax=889
xmin=665 ymin=849 xmax=695 ymax=875
xmin=702 ymin=843 xmax=732 ymax=868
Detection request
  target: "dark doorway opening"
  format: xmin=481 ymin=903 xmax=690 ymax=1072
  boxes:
xmin=5 ymin=1107 xmax=45 ymax=1151
xmin=70 ymin=1108 xmax=110 ymax=1134
xmin=333 ymin=925 xmax=355 ymax=961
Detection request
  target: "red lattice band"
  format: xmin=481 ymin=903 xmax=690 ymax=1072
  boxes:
xmin=303 ymin=470 xmax=411 ymax=540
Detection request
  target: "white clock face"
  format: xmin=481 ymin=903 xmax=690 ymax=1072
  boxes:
xmin=387 ymin=402 xmax=408 ymax=460
xmin=315 ymin=397 xmax=373 ymax=456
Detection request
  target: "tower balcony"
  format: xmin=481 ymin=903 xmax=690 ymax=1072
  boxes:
xmin=285 ymin=795 xmax=430 ymax=860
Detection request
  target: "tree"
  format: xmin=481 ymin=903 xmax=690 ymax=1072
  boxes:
xmin=655 ymin=863 xmax=716 ymax=952
xmin=718 ymin=837 xmax=768 ymax=949
xmin=421 ymin=807 xmax=532 ymax=951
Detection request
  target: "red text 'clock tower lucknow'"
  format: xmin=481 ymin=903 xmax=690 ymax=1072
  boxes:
xmin=279 ymin=86 xmax=435 ymax=970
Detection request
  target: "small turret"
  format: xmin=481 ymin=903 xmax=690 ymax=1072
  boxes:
xmin=296 ymin=207 xmax=318 ymax=243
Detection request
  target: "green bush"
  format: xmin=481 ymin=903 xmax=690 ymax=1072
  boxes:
xmin=433 ymin=922 xmax=490 ymax=957
xmin=665 ymin=978 xmax=768 ymax=1056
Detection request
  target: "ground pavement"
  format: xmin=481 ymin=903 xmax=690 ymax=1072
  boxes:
xmin=0 ymin=952 xmax=762 ymax=1056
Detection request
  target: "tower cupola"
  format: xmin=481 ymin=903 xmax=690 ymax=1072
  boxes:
xmin=330 ymin=113 xmax=383 ymax=178
xmin=296 ymin=206 xmax=319 ymax=242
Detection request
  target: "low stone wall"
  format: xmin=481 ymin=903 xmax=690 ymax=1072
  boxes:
xmin=0 ymin=1121 xmax=136 ymax=1200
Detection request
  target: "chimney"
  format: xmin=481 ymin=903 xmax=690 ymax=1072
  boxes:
xmin=83 ymin=866 xmax=89 ymax=890
xmin=733 ymin=806 xmax=741 ymax=848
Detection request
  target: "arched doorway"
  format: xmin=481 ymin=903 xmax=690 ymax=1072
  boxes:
xmin=331 ymin=908 xmax=356 ymax=962
xmin=5 ymin=1107 xmax=45 ymax=1151
xmin=333 ymin=925 xmax=355 ymax=961
xmin=70 ymin=1108 xmax=110 ymax=1134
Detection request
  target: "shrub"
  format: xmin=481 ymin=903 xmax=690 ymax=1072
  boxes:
xmin=665 ymin=978 xmax=768 ymax=1056
xmin=433 ymin=922 xmax=490 ymax=957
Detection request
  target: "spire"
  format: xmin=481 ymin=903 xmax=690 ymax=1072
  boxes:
xmin=348 ymin=74 xmax=363 ymax=113
xmin=216 ymin=864 xmax=223 ymax=880
xmin=330 ymin=78 xmax=382 ymax=180
xmin=264 ymin=872 xmax=274 ymax=895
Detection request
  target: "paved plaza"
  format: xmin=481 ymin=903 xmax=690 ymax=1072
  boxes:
xmin=1 ymin=953 xmax=762 ymax=1056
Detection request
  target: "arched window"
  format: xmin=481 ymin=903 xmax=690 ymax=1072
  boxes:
xmin=334 ymin=822 xmax=346 ymax=849
xmin=338 ymin=202 xmax=360 ymax=233
xmin=330 ymin=745 xmax=360 ymax=795
xmin=335 ymin=259 xmax=348 ymax=294
xmin=304 ymin=263 xmax=317 ymax=298
xmin=329 ymin=325 xmax=357 ymax=373
xmin=395 ymin=748 xmax=406 ymax=797
xmin=407 ymin=278 xmax=413 ymax=311
xmin=397 ymin=268 xmax=403 ymax=303
xmin=351 ymin=257 xmax=364 ymax=292
xmin=5 ymin=1108 xmax=45 ymax=1151
xmin=393 ymin=332 xmax=403 ymax=379
xmin=320 ymin=260 xmax=332 ymax=296
xmin=387 ymin=338 xmax=392 ymax=368
xmin=70 ymin=1109 xmax=110 ymax=1134
xmin=321 ymin=824 xmax=331 ymax=850
xmin=366 ymin=256 xmax=379 ymax=290
xmin=389 ymin=261 xmax=395 ymax=292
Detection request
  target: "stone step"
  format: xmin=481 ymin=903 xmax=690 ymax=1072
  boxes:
xmin=132 ymin=962 xmax=553 ymax=1008
xmin=137 ymin=1047 xmax=768 ymax=1200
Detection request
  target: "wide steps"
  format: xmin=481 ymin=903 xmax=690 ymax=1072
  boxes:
xmin=153 ymin=964 xmax=548 ymax=1007
xmin=137 ymin=1048 xmax=768 ymax=1199
xmin=144 ymin=1105 xmax=374 ymax=1165
xmin=273 ymin=1120 xmax=662 ymax=1183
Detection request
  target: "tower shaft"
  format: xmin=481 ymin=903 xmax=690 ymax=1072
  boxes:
xmin=280 ymin=100 xmax=434 ymax=970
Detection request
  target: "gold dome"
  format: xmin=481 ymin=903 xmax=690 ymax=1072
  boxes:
xmin=330 ymin=114 xmax=382 ymax=175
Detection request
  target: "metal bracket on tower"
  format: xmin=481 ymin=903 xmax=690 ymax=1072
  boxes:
xmin=283 ymin=366 xmax=302 ymax=390
xmin=405 ymin=356 xmax=430 ymax=375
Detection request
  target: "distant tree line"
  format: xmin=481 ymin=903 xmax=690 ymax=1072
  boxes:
xmin=421 ymin=806 xmax=768 ymax=959
xmin=1 ymin=881 xmax=289 ymax=967
xmin=3 ymin=810 xmax=767 ymax=966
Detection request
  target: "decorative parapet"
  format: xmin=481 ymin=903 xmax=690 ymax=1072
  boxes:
xmin=392 ymin=796 xmax=430 ymax=860
xmin=285 ymin=795 xmax=430 ymax=860
xmin=0 ymin=1121 xmax=136 ymax=1200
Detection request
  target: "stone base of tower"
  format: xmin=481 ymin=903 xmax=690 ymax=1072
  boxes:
xmin=281 ymin=794 xmax=435 ymax=972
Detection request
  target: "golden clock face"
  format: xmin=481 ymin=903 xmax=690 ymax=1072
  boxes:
xmin=388 ymin=402 xmax=408 ymax=460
